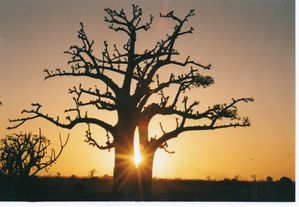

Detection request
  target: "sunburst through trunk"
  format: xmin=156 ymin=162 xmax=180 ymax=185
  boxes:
xmin=133 ymin=127 xmax=142 ymax=168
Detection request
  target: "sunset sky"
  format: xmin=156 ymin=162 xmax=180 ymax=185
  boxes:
xmin=0 ymin=0 xmax=295 ymax=181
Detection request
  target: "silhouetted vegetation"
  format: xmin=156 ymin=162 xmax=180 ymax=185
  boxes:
xmin=0 ymin=130 xmax=69 ymax=176
xmin=0 ymin=176 xmax=294 ymax=201
xmin=88 ymin=169 xmax=97 ymax=178
xmin=266 ymin=176 xmax=273 ymax=183
xmin=8 ymin=4 xmax=253 ymax=199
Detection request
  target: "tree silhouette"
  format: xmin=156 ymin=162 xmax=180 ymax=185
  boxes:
xmin=89 ymin=168 xmax=97 ymax=178
xmin=0 ymin=130 xmax=69 ymax=176
xmin=266 ymin=176 xmax=273 ymax=183
xmin=9 ymin=5 xmax=253 ymax=200
xmin=251 ymin=174 xmax=257 ymax=182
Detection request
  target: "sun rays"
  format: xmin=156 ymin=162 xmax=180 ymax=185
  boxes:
xmin=133 ymin=127 xmax=142 ymax=168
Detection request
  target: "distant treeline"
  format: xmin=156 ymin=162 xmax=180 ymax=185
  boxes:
xmin=0 ymin=175 xmax=294 ymax=201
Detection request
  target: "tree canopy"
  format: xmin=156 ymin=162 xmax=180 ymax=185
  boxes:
xmin=8 ymin=6 xmax=253 ymax=154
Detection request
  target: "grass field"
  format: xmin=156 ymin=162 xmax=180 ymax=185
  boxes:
xmin=0 ymin=176 xmax=295 ymax=201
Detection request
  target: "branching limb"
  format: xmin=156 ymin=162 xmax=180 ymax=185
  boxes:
xmin=31 ymin=131 xmax=69 ymax=176
xmin=68 ymin=84 xmax=117 ymax=111
xmin=44 ymin=67 xmax=120 ymax=94
xmin=8 ymin=103 xmax=115 ymax=134
xmin=159 ymin=141 xmax=175 ymax=154
xmin=0 ymin=130 xmax=69 ymax=176
xmin=104 ymin=4 xmax=154 ymax=35
xmin=104 ymin=5 xmax=155 ymax=93
xmin=134 ymin=9 xmax=211 ymax=106
xmin=153 ymin=117 xmax=252 ymax=151
xmin=207 ymin=97 xmax=254 ymax=126
xmin=137 ymin=68 xmax=214 ymax=110
xmin=44 ymin=23 xmax=121 ymax=94
xmin=160 ymin=9 xmax=195 ymax=24
xmin=140 ymin=97 xmax=254 ymax=150
xmin=85 ymin=124 xmax=114 ymax=151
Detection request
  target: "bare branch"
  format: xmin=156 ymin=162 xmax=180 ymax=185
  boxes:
xmin=137 ymin=70 xmax=214 ymax=114
xmin=0 ymin=130 xmax=69 ymax=176
xmin=134 ymin=10 xmax=211 ymax=106
xmin=159 ymin=142 xmax=175 ymax=154
xmin=85 ymin=124 xmax=114 ymax=151
xmin=44 ymin=23 xmax=123 ymax=94
xmin=44 ymin=68 xmax=120 ymax=94
xmin=31 ymin=132 xmax=69 ymax=176
xmin=140 ymin=97 xmax=254 ymax=150
xmin=104 ymin=5 xmax=154 ymax=35
xmin=68 ymin=84 xmax=117 ymax=111
xmin=154 ymin=116 xmax=252 ymax=151
xmin=8 ymin=103 xmax=115 ymax=134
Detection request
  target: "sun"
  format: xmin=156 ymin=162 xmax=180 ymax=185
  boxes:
xmin=133 ymin=127 xmax=142 ymax=167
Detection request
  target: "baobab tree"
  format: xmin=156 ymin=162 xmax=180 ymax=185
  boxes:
xmin=9 ymin=5 xmax=253 ymax=200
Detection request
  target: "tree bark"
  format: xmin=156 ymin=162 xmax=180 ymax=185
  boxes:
xmin=111 ymin=116 xmax=156 ymax=200
xmin=135 ymin=151 xmax=155 ymax=200
xmin=112 ymin=147 xmax=155 ymax=200
xmin=112 ymin=143 xmax=137 ymax=200
xmin=111 ymin=116 xmax=136 ymax=199
xmin=135 ymin=120 xmax=155 ymax=200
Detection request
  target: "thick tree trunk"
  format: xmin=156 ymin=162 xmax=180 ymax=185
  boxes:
xmin=135 ymin=118 xmax=156 ymax=200
xmin=135 ymin=151 xmax=155 ymax=200
xmin=112 ymin=150 xmax=155 ymax=200
xmin=111 ymin=113 xmax=156 ymax=200
xmin=112 ymin=139 xmax=156 ymax=200
xmin=112 ymin=144 xmax=137 ymax=200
